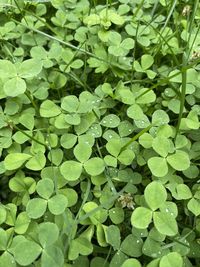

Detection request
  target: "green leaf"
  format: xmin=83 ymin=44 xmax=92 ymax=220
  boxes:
xmin=127 ymin=103 xmax=144 ymax=120
xmin=136 ymin=88 xmax=156 ymax=104
xmin=65 ymin=113 xmax=81 ymax=125
xmin=0 ymin=228 xmax=7 ymax=250
xmin=83 ymin=14 xmax=100 ymax=26
xmin=26 ymin=198 xmax=47 ymax=219
xmin=144 ymin=181 xmax=167 ymax=211
xmin=61 ymin=95 xmax=79 ymax=112
xmin=40 ymin=100 xmax=61 ymax=117
xmin=36 ymin=178 xmax=54 ymax=199
xmin=48 ymin=194 xmax=68 ymax=215
xmin=18 ymin=59 xmax=42 ymax=78
xmin=121 ymin=234 xmax=143 ymax=257
xmin=109 ymin=207 xmax=124 ymax=224
xmin=60 ymin=161 xmax=82 ymax=181
xmin=19 ymin=113 xmax=34 ymax=130
xmin=110 ymin=251 xmax=128 ymax=267
xmin=0 ymin=252 xmax=16 ymax=267
xmin=146 ymin=258 xmax=160 ymax=267
xmin=84 ymin=157 xmax=105 ymax=176
xmin=0 ymin=206 xmax=7 ymax=225
xmin=175 ymin=184 xmax=192 ymax=200
xmin=0 ymin=60 xmax=16 ymax=78
xmin=101 ymin=114 xmax=120 ymax=128
xmin=118 ymin=149 xmax=135 ymax=165
xmin=4 ymin=153 xmax=32 ymax=170
xmin=41 ymin=245 xmax=64 ymax=267
xmin=148 ymin=157 xmax=168 ymax=177
xmin=12 ymin=240 xmax=42 ymax=266
xmin=90 ymin=257 xmax=109 ymax=267
xmin=153 ymin=211 xmax=178 ymax=236
xmin=152 ymin=110 xmax=169 ymax=126
xmin=141 ymin=54 xmax=154 ymax=70
xmin=68 ymin=237 xmax=93 ymax=260
xmin=105 ymin=225 xmax=121 ymax=250
xmin=61 ymin=133 xmax=77 ymax=149
xmin=25 ymin=151 xmax=46 ymax=171
xmin=131 ymin=207 xmax=153 ymax=229
xmin=83 ymin=202 xmax=107 ymax=224
xmin=74 ymin=142 xmax=92 ymax=163
xmin=187 ymin=198 xmax=200 ymax=216
xmin=139 ymin=133 xmax=153 ymax=148
xmin=104 ymin=155 xmax=118 ymax=167
xmin=160 ymin=252 xmax=183 ymax=267
xmin=142 ymin=237 xmax=162 ymax=258
xmin=14 ymin=212 xmax=30 ymax=234
xmin=108 ymin=10 xmax=124 ymax=25
xmin=38 ymin=222 xmax=59 ymax=247
xmin=4 ymin=77 xmax=26 ymax=97
xmin=106 ymin=139 xmax=122 ymax=157
xmin=167 ymin=150 xmax=190 ymax=171
xmin=121 ymin=259 xmax=142 ymax=267
xmin=152 ymin=136 xmax=170 ymax=157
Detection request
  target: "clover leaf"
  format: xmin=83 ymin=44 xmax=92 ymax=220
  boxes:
xmin=167 ymin=150 xmax=190 ymax=171
xmin=60 ymin=161 xmax=82 ymax=181
xmin=131 ymin=207 xmax=153 ymax=229
xmin=108 ymin=31 xmax=134 ymax=57
xmin=144 ymin=181 xmax=167 ymax=211
xmin=83 ymin=157 xmax=105 ymax=176
xmin=148 ymin=157 xmax=168 ymax=177
xmin=12 ymin=239 xmax=42 ymax=266
xmin=4 ymin=153 xmax=32 ymax=170
xmin=159 ymin=252 xmax=183 ymax=267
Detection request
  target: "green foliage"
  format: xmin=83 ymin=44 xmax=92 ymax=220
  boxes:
xmin=0 ymin=0 xmax=200 ymax=266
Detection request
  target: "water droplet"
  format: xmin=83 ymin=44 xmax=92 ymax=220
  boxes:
xmin=128 ymin=129 xmax=132 ymax=132
xmin=112 ymin=211 xmax=116 ymax=214
xmin=109 ymin=135 xmax=113 ymax=138
xmin=166 ymin=208 xmax=169 ymax=212
xmin=158 ymin=251 xmax=161 ymax=255
xmin=141 ymin=233 xmax=143 ymax=236
xmin=143 ymin=248 xmax=146 ymax=250
xmin=11 ymin=260 xmax=15 ymax=264
xmin=103 ymin=120 xmax=106 ymax=124
xmin=136 ymin=240 xmax=140 ymax=243
xmin=170 ymin=212 xmax=174 ymax=216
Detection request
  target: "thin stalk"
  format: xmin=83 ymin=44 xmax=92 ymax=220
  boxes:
xmin=12 ymin=124 xmax=48 ymax=148
xmin=120 ymin=124 xmax=153 ymax=152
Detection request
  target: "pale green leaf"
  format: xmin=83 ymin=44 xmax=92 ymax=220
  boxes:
xmin=153 ymin=212 xmax=178 ymax=236
xmin=131 ymin=207 xmax=152 ymax=229
xmin=167 ymin=150 xmax=190 ymax=171
xmin=12 ymin=240 xmax=42 ymax=266
xmin=144 ymin=181 xmax=167 ymax=211
xmin=26 ymin=198 xmax=47 ymax=219
xmin=160 ymin=252 xmax=183 ymax=267
xmin=84 ymin=157 xmax=105 ymax=176
xmin=148 ymin=157 xmax=168 ymax=177
xmin=4 ymin=77 xmax=26 ymax=97
xmin=60 ymin=161 xmax=82 ymax=181
xmin=4 ymin=153 xmax=32 ymax=170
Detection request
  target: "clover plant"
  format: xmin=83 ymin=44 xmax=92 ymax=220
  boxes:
xmin=0 ymin=0 xmax=200 ymax=266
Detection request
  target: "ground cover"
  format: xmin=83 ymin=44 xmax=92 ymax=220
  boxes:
xmin=0 ymin=0 xmax=200 ymax=266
